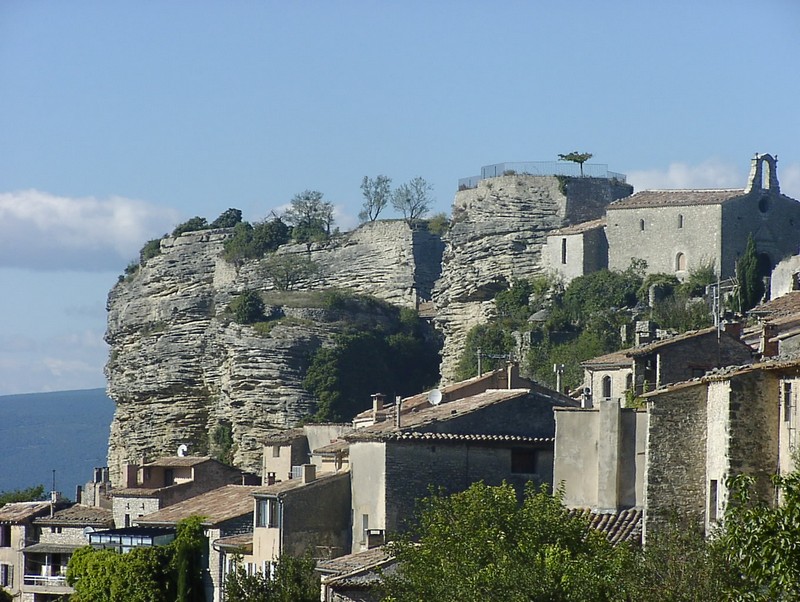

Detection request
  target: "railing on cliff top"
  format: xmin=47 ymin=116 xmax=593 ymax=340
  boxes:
xmin=458 ymin=161 xmax=627 ymax=189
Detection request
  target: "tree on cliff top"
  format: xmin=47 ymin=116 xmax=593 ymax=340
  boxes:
xmin=558 ymin=151 xmax=593 ymax=176
xmin=283 ymin=190 xmax=335 ymax=250
xmin=359 ymin=174 xmax=392 ymax=222
xmin=392 ymin=177 xmax=432 ymax=227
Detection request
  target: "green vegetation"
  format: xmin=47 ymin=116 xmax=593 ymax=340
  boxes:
xmin=359 ymin=174 xmax=392 ymax=223
xmin=222 ymin=219 xmax=291 ymax=265
xmin=210 ymin=420 xmax=235 ymax=465
xmin=140 ymin=238 xmax=162 ymax=264
xmin=424 ymin=212 xmax=449 ymax=235
xmin=172 ymin=216 xmax=209 ymax=237
xmin=557 ymin=151 xmax=593 ymax=177
xmin=210 ymin=208 xmax=243 ymax=229
xmin=392 ymin=177 xmax=432 ymax=227
xmin=737 ymin=233 xmax=765 ymax=312
xmin=260 ymin=254 xmax=320 ymax=291
xmin=283 ymin=190 xmax=334 ymax=250
xmin=304 ymin=304 xmax=440 ymax=421
xmin=0 ymin=484 xmax=45 ymax=507
xmin=382 ymin=482 xmax=627 ymax=601
xmin=223 ymin=553 xmax=319 ymax=602
xmin=67 ymin=516 xmax=207 ymax=602
xmin=229 ymin=290 xmax=266 ymax=324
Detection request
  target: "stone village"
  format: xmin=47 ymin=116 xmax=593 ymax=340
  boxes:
xmin=5 ymin=153 xmax=800 ymax=601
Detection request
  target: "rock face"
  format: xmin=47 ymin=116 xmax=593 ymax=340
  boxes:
xmin=434 ymin=175 xmax=632 ymax=382
xmin=105 ymin=221 xmax=443 ymax=484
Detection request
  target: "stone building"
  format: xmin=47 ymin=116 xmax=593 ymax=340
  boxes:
xmin=0 ymin=502 xmax=54 ymax=599
xmin=135 ymin=484 xmax=261 ymax=602
xmin=607 ymin=154 xmax=800 ymax=278
xmin=542 ymin=218 xmax=608 ymax=285
xmin=112 ymin=455 xmax=254 ymax=528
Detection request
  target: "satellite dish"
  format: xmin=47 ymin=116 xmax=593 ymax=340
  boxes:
xmin=83 ymin=526 xmax=95 ymax=537
xmin=177 ymin=444 xmax=188 ymax=457
xmin=427 ymin=389 xmax=443 ymax=406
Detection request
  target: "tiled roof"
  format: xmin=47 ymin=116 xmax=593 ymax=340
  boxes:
xmin=570 ymin=507 xmax=643 ymax=545
xmin=213 ymin=532 xmax=253 ymax=553
xmin=0 ymin=501 xmax=52 ymax=524
xmin=313 ymin=439 xmax=349 ymax=454
xmin=381 ymin=432 xmax=553 ymax=444
xmin=35 ymin=504 xmax=113 ymax=527
xmin=581 ymin=349 xmax=632 ymax=368
xmin=347 ymin=389 xmax=531 ymax=441
xmin=608 ymin=189 xmax=743 ymax=209
xmin=262 ymin=428 xmax=306 ymax=446
xmin=143 ymin=455 xmax=212 ymax=467
xmin=23 ymin=542 xmax=82 ymax=554
xmin=316 ymin=546 xmax=392 ymax=576
xmin=113 ymin=479 xmax=194 ymax=497
xmin=550 ymin=218 xmax=605 ymax=236
xmin=135 ymin=485 xmax=261 ymax=526
xmin=627 ymin=326 xmax=730 ymax=356
xmin=251 ymin=470 xmax=349 ymax=497
xmin=749 ymin=291 xmax=800 ymax=318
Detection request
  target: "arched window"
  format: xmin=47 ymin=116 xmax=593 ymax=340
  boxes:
xmin=602 ymin=376 xmax=612 ymax=399
xmin=678 ymin=214 xmax=684 ymax=229
xmin=676 ymin=252 xmax=687 ymax=271
xmin=639 ymin=219 xmax=645 ymax=231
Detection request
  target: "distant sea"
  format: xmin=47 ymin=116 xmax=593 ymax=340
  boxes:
xmin=0 ymin=388 xmax=115 ymax=497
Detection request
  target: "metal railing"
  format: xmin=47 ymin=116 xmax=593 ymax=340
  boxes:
xmin=458 ymin=161 xmax=627 ymax=189
xmin=24 ymin=574 xmax=68 ymax=587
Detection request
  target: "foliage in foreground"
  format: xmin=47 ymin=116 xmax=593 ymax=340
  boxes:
xmin=223 ymin=553 xmax=319 ymax=602
xmin=67 ymin=516 xmax=206 ymax=602
xmin=382 ymin=482 xmax=627 ymax=602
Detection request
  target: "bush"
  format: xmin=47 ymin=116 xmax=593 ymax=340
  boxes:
xmin=229 ymin=290 xmax=265 ymax=324
xmin=172 ymin=216 xmax=209 ymax=237
xmin=424 ymin=213 xmax=450 ymax=235
xmin=139 ymin=238 xmax=163 ymax=264
xmin=210 ymin=208 xmax=242 ymax=229
xmin=223 ymin=219 xmax=291 ymax=265
xmin=455 ymin=323 xmax=515 ymax=381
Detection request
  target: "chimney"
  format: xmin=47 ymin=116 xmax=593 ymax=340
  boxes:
xmin=761 ymin=322 xmax=779 ymax=357
xmin=395 ymin=396 xmax=402 ymax=429
xmin=506 ymin=363 xmax=520 ymax=389
xmin=75 ymin=485 xmax=83 ymax=505
xmin=265 ymin=472 xmax=276 ymax=486
xmin=124 ymin=463 xmax=139 ymax=488
xmin=723 ymin=321 xmax=742 ymax=340
xmin=371 ymin=393 xmax=385 ymax=422
xmin=301 ymin=464 xmax=316 ymax=484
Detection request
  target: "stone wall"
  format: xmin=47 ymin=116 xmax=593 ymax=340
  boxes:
xmin=643 ymin=382 xmax=707 ymax=539
xmin=282 ymin=473 xmax=351 ymax=558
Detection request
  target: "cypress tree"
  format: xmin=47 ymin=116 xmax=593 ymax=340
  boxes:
xmin=737 ymin=234 xmax=763 ymax=312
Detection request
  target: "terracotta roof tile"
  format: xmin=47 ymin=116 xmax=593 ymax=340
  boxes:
xmin=570 ymin=507 xmax=643 ymax=545
xmin=316 ymin=546 xmax=392 ymax=575
xmin=0 ymin=502 xmax=53 ymax=524
xmin=213 ymin=532 xmax=253 ymax=553
xmin=251 ymin=471 xmax=349 ymax=497
xmin=261 ymin=428 xmax=307 ymax=446
xmin=143 ymin=455 xmax=212 ymax=467
xmin=35 ymin=504 xmax=113 ymax=527
xmin=749 ymin=291 xmax=800 ymax=318
xmin=608 ymin=189 xmax=743 ymax=209
xmin=550 ymin=218 xmax=606 ymax=236
xmin=135 ymin=485 xmax=260 ymax=526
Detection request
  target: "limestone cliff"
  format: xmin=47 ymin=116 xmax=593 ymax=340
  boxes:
xmin=434 ymin=175 xmax=632 ymax=382
xmin=105 ymin=221 xmax=443 ymax=484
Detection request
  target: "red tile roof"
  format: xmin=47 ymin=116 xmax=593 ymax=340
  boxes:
xmin=135 ymin=485 xmax=260 ymax=526
xmin=0 ymin=502 xmax=53 ymax=524
xmin=550 ymin=218 xmax=605 ymax=236
xmin=608 ymin=189 xmax=743 ymax=209
xmin=570 ymin=507 xmax=643 ymax=545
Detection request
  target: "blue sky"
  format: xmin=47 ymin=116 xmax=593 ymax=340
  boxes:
xmin=1 ymin=1 xmax=799 ymax=395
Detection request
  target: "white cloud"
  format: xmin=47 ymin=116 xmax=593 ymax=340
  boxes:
xmin=627 ymin=158 xmax=744 ymax=192
xmin=627 ymin=158 xmax=800 ymax=201
xmin=0 ymin=189 xmax=180 ymax=271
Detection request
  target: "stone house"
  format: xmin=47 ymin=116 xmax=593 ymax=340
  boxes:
xmin=542 ymin=218 xmax=608 ymax=284
xmin=316 ymin=546 xmax=394 ymax=602
xmin=0 ymin=501 xmax=54 ymax=599
xmin=20 ymin=504 xmax=113 ymax=602
xmin=345 ymin=384 xmax=576 ymax=553
xmin=261 ymin=424 xmax=352 ymax=484
xmin=743 ymin=291 xmax=800 ymax=356
xmin=580 ymin=325 xmax=753 ymax=403
xmin=112 ymin=455 xmax=254 ymax=528
xmin=607 ymin=153 xmax=800 ymax=279
xmin=135 ymin=484 xmax=262 ymax=602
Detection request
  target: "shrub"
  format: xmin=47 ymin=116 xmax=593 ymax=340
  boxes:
xmin=229 ymin=290 xmax=265 ymax=324
xmin=172 ymin=216 xmax=208 ymax=237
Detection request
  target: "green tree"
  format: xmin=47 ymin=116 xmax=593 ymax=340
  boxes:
xmin=260 ymin=254 xmax=320 ymax=291
xmin=223 ymin=219 xmax=291 ymax=265
xmin=382 ymin=482 xmax=627 ymax=602
xmin=455 ymin=323 xmax=515 ymax=381
xmin=229 ymin=290 xmax=265 ymax=324
xmin=0 ymin=485 xmax=44 ymax=506
xmin=172 ymin=216 xmax=209 ymax=237
xmin=559 ymin=265 xmax=643 ymax=327
xmin=424 ymin=212 xmax=449 ymax=235
xmin=283 ymin=190 xmax=334 ymax=250
xmin=140 ymin=238 xmax=163 ymax=265
xmin=558 ymin=151 xmax=594 ymax=177
xmin=223 ymin=554 xmax=319 ymax=602
xmin=359 ymin=175 xmax=392 ymax=222
xmin=392 ymin=177 xmax=432 ymax=227
xmin=737 ymin=233 xmax=764 ymax=312
xmin=211 ymin=208 xmax=243 ymax=229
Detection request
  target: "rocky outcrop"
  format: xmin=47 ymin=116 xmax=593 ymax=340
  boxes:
xmin=105 ymin=221 xmax=442 ymax=484
xmin=434 ymin=175 xmax=631 ymax=382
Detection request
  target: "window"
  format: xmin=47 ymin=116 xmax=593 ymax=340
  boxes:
xmin=784 ymin=382 xmax=792 ymax=423
xmin=361 ymin=514 xmax=369 ymax=544
xmin=272 ymin=445 xmax=281 ymax=458
xmin=639 ymin=219 xmax=645 ymax=231
xmin=676 ymin=252 xmax=686 ymax=271
xmin=0 ymin=525 xmax=10 ymax=547
xmin=561 ymin=238 xmax=567 ymax=264
xmin=50 ymin=526 xmax=62 ymax=534
xmin=602 ymin=375 xmax=612 ymax=399
xmin=256 ymin=497 xmax=279 ymax=528
xmin=0 ymin=563 xmax=12 ymax=588
xmin=678 ymin=214 xmax=684 ymax=229
xmin=709 ymin=480 xmax=718 ymax=522
xmin=511 ymin=448 xmax=539 ymax=474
